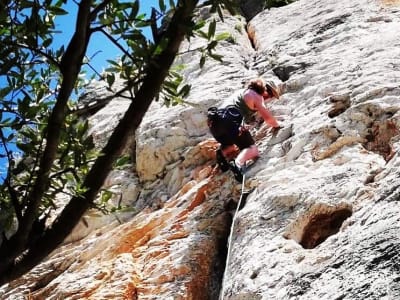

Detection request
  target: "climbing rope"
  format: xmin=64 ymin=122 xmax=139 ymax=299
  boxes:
xmin=219 ymin=173 xmax=247 ymax=300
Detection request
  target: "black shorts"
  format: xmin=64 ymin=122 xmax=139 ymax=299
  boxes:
xmin=220 ymin=128 xmax=255 ymax=150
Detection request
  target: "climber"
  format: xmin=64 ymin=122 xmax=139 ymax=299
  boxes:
xmin=207 ymin=78 xmax=281 ymax=182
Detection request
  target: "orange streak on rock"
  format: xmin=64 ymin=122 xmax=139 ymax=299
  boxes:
xmin=79 ymin=155 xmax=230 ymax=299
xmin=123 ymin=283 xmax=138 ymax=300
xmin=380 ymin=0 xmax=400 ymax=6
xmin=114 ymin=210 xmax=175 ymax=254
xmin=166 ymin=230 xmax=189 ymax=240
xmin=199 ymin=139 xmax=220 ymax=159
xmin=187 ymin=183 xmax=208 ymax=211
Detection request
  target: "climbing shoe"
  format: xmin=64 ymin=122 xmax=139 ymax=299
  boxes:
xmin=216 ymin=148 xmax=230 ymax=172
xmin=229 ymin=161 xmax=244 ymax=183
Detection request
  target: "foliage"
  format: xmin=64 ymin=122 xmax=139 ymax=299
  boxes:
xmin=1 ymin=0 xmax=95 ymax=236
xmin=0 ymin=0 xmax=90 ymax=238
xmin=0 ymin=0 xmax=237 ymax=284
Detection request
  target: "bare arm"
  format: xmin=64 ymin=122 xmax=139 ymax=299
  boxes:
xmin=263 ymin=96 xmax=275 ymax=103
xmin=253 ymin=95 xmax=279 ymax=128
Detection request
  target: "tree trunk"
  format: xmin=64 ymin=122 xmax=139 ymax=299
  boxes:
xmin=0 ymin=0 xmax=93 ymax=273
xmin=0 ymin=0 xmax=199 ymax=285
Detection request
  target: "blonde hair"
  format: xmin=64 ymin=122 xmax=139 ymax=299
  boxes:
xmin=247 ymin=78 xmax=266 ymax=95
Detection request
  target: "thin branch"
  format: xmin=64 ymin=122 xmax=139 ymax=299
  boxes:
xmin=33 ymin=0 xmax=39 ymax=48
xmin=91 ymin=17 xmax=154 ymax=30
xmin=128 ymin=86 xmax=135 ymax=100
xmin=151 ymin=7 xmax=160 ymax=42
xmin=0 ymin=109 xmax=24 ymax=121
xmin=177 ymin=46 xmax=205 ymax=55
xmin=21 ymin=135 xmax=44 ymax=207
xmin=0 ymin=129 xmax=22 ymax=222
xmin=70 ymin=82 xmax=139 ymax=116
xmin=13 ymin=42 xmax=61 ymax=68
xmin=84 ymin=62 xmax=104 ymax=80
xmin=83 ymin=50 xmax=106 ymax=79
xmin=48 ymin=167 xmax=75 ymax=180
xmin=118 ymin=94 xmax=136 ymax=100
xmin=0 ymin=130 xmax=13 ymax=169
xmin=48 ymin=187 xmax=75 ymax=198
xmin=97 ymin=28 xmax=135 ymax=61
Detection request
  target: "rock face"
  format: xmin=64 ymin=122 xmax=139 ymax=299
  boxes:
xmin=1 ymin=0 xmax=400 ymax=299
xmin=221 ymin=1 xmax=400 ymax=299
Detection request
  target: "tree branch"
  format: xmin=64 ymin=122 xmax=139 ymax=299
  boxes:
xmin=84 ymin=55 xmax=104 ymax=80
xmin=13 ymin=42 xmax=61 ymax=68
xmin=0 ymin=0 xmax=200 ymax=284
xmin=97 ymin=27 xmax=135 ymax=61
xmin=0 ymin=129 xmax=22 ymax=222
xmin=0 ymin=0 xmax=94 ymax=272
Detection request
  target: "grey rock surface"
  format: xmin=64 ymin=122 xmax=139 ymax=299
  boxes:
xmin=221 ymin=0 xmax=400 ymax=298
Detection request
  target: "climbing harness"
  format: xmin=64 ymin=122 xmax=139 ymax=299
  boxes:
xmin=207 ymin=105 xmax=244 ymax=146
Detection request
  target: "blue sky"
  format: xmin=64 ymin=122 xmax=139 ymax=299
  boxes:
xmin=56 ymin=0 xmax=161 ymax=77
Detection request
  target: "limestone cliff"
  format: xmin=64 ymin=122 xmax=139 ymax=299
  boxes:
xmin=1 ymin=0 xmax=400 ymax=299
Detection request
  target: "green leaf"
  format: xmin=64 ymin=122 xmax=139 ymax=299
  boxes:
xmin=178 ymin=84 xmax=191 ymax=98
xmin=100 ymin=189 xmax=113 ymax=204
xmin=106 ymin=73 xmax=115 ymax=87
xmin=193 ymin=19 xmax=205 ymax=31
xmin=208 ymin=19 xmax=216 ymax=39
xmin=217 ymin=5 xmax=224 ymax=21
xmin=208 ymin=52 xmax=223 ymax=62
xmin=48 ymin=6 xmax=68 ymax=15
xmin=207 ymin=40 xmax=218 ymax=50
xmin=197 ymin=30 xmax=208 ymax=39
xmin=159 ymin=0 xmax=166 ymax=12
xmin=6 ymin=133 xmax=14 ymax=142
xmin=16 ymin=141 xmax=32 ymax=153
xmin=64 ymin=173 xmax=75 ymax=183
xmin=20 ymin=127 xmax=38 ymax=141
xmin=215 ymin=32 xmax=231 ymax=41
xmin=200 ymin=55 xmax=206 ymax=68
xmin=42 ymin=38 xmax=52 ymax=48
xmin=0 ymin=118 xmax=13 ymax=127
xmin=114 ymin=155 xmax=131 ymax=168
xmin=153 ymin=39 xmax=168 ymax=55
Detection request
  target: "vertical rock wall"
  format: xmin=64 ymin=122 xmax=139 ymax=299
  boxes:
xmin=0 ymin=9 xmax=256 ymax=300
xmin=222 ymin=0 xmax=400 ymax=298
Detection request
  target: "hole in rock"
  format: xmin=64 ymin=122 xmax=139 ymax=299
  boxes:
xmin=327 ymin=94 xmax=350 ymax=118
xmin=315 ymin=15 xmax=348 ymax=35
xmin=363 ymin=120 xmax=399 ymax=161
xmin=273 ymin=66 xmax=295 ymax=82
xmin=300 ymin=208 xmax=352 ymax=249
xmin=284 ymin=203 xmax=352 ymax=249
xmin=272 ymin=62 xmax=310 ymax=82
